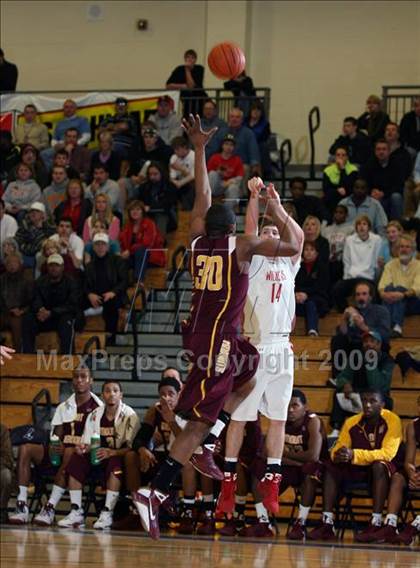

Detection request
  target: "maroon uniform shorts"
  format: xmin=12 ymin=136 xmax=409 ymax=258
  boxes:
xmin=278 ymin=462 xmax=325 ymax=493
xmin=326 ymin=459 xmax=397 ymax=484
xmin=66 ymin=453 xmax=124 ymax=487
xmin=177 ymin=332 xmax=259 ymax=424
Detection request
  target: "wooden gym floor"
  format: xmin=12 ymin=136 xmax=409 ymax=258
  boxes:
xmin=1 ymin=526 xmax=418 ymax=568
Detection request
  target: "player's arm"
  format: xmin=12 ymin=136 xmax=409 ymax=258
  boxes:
xmin=182 ymin=115 xmax=218 ymax=242
xmin=404 ymin=421 xmax=420 ymax=487
xmin=330 ymin=417 xmax=354 ymax=461
xmin=284 ymin=416 xmax=323 ymax=464
xmin=244 ymin=178 xmax=261 ymax=236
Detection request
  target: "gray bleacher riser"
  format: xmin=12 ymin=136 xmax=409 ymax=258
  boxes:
xmin=140 ymin=310 xmax=189 ymax=323
xmin=116 ymin=333 xmax=183 ymax=347
xmin=137 ymin=322 xmax=179 ymax=333
xmin=154 ymin=290 xmax=192 ymax=302
xmin=107 ymin=345 xmax=184 ymax=356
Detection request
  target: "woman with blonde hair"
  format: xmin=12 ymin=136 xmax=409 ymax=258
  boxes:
xmin=83 ymin=192 xmax=120 ymax=241
xmin=54 ymin=178 xmax=92 ymax=237
xmin=302 ymin=215 xmax=330 ymax=264
xmin=35 ymin=238 xmax=60 ymax=277
xmin=378 ymin=220 xmax=403 ymax=267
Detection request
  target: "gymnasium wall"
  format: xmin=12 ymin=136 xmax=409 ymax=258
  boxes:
xmin=1 ymin=0 xmax=419 ymax=163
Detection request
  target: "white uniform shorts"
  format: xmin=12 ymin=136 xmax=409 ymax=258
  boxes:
xmin=231 ymin=339 xmax=294 ymax=422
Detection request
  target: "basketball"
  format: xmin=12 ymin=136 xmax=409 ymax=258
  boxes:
xmin=207 ymin=42 xmax=246 ymax=80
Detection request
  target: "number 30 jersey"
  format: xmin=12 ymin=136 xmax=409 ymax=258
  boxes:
xmin=188 ymin=235 xmax=249 ymax=336
xmin=243 ymin=255 xmax=300 ymax=345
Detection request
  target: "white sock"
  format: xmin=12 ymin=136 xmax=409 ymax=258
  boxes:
xmin=210 ymin=418 xmax=226 ymax=438
xmin=371 ymin=513 xmax=382 ymax=526
xmin=255 ymin=502 xmax=269 ymax=522
xmin=385 ymin=513 xmax=398 ymax=527
xmin=267 ymin=458 xmax=281 ymax=466
xmin=411 ymin=515 xmax=420 ymax=528
xmin=69 ymin=489 xmax=82 ymax=509
xmin=105 ymin=490 xmax=119 ymax=512
xmin=17 ymin=486 xmax=28 ymax=503
xmin=323 ymin=511 xmax=334 ymax=525
xmin=393 ymin=324 xmax=402 ymax=333
xmin=48 ymin=485 xmax=66 ymax=508
xmin=298 ymin=505 xmax=311 ymax=523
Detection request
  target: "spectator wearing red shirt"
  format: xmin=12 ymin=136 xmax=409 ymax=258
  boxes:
xmin=119 ymin=201 xmax=165 ymax=282
xmin=207 ymin=134 xmax=244 ymax=208
xmin=54 ymin=179 xmax=92 ymax=237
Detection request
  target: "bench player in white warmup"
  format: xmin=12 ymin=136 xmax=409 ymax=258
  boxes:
xmin=217 ymin=177 xmax=304 ymax=531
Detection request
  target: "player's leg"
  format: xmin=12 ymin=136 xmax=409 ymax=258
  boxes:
xmin=93 ymin=457 xmax=123 ymax=530
xmin=58 ymin=453 xmax=90 ymax=528
xmin=238 ymin=473 xmax=274 ymax=538
xmin=178 ymin=462 xmax=197 ymax=534
xmin=288 ymin=473 xmax=319 ymax=540
xmin=372 ymin=471 xmax=406 ymax=543
xmin=34 ymin=447 xmax=75 ymax=526
xmin=196 ymin=474 xmax=216 ymax=535
xmin=9 ymin=443 xmax=44 ymax=524
xmin=216 ymin=420 xmax=246 ymax=515
xmin=218 ymin=462 xmax=249 ymax=536
xmin=355 ymin=461 xmax=391 ymax=542
xmin=308 ymin=465 xmax=342 ymax=540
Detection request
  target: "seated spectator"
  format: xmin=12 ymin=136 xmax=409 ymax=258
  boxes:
xmin=378 ymin=220 xmax=403 ymax=270
xmin=0 ymin=252 xmax=32 ymax=351
xmin=99 ymin=97 xmax=138 ymax=160
xmin=307 ymin=390 xmax=402 ymax=542
xmin=84 ymin=234 xmax=128 ymax=341
xmin=384 ymin=122 xmax=412 ymax=182
xmin=10 ymin=143 xmax=49 ymax=188
xmin=200 ymin=98 xmax=227 ymax=132
xmin=35 ymin=237 xmax=60 ymax=277
xmin=357 ymin=94 xmax=390 ymax=142
xmin=82 ymin=192 xmax=120 ymax=242
xmin=330 ymin=281 xmax=391 ymax=381
xmin=3 ymin=163 xmax=41 ymax=221
xmin=339 ymin=177 xmax=387 ymax=236
xmin=378 ymin=233 xmax=420 ymax=337
xmin=207 ymin=134 xmax=244 ymax=208
xmin=245 ymin=101 xmax=271 ymax=176
xmin=0 ymin=423 xmax=14 ymax=524
xmin=50 ymin=217 xmax=84 ymax=275
xmin=335 ymin=330 xmax=394 ymax=399
xmin=333 ymin=215 xmax=382 ymax=312
xmin=59 ymin=127 xmax=91 ymax=181
xmin=0 ymin=131 xmax=20 ymax=182
xmin=329 ymin=116 xmax=372 ymax=167
xmin=137 ymin=162 xmax=178 ymax=233
xmin=13 ymin=104 xmax=49 ymax=150
xmin=0 ymin=197 xmax=18 ymax=247
xmin=0 ymin=237 xmax=20 ymax=273
xmin=208 ymin=107 xmax=261 ymax=178
xmin=122 ymin=126 xmax=173 ymax=201
xmin=322 ymin=147 xmax=358 ymax=213
xmin=42 ymin=165 xmax=68 ymax=218
xmin=59 ymin=380 xmax=139 ymax=530
xmin=404 ymin=151 xmax=420 ymax=217
xmin=52 ymin=148 xmax=80 ymax=180
xmin=322 ymin=204 xmax=353 ymax=283
xmin=281 ymin=390 xmax=329 ymax=540
xmin=290 ymin=176 xmax=328 ymax=225
xmin=119 ymin=201 xmax=165 ymax=283
xmin=85 ymin=165 xmax=121 ymax=212
xmin=302 ymin=215 xmax=330 ymax=264
xmin=83 ymin=221 xmax=120 ymax=264
xmin=150 ymin=95 xmax=183 ymax=145
xmin=89 ymin=131 xmax=122 ymax=182
xmin=395 ymin=346 xmax=420 ymax=377
xmin=22 ymin=253 xmax=84 ymax=354
xmin=15 ymin=201 xmax=55 ymax=267
xmin=224 ymin=70 xmax=256 ymax=117
xmin=166 ymin=49 xmax=206 ymax=117
xmin=399 ymin=96 xmax=420 ymax=158
xmin=169 ymin=136 xmax=195 ymax=210
xmin=329 ymin=382 xmax=362 ymax=438
xmin=361 ymin=139 xmax=408 ymax=220
xmin=54 ymin=178 xmax=92 ymax=237
xmin=295 ymin=241 xmax=330 ymax=336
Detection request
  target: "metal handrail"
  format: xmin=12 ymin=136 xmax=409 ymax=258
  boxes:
xmin=129 ymin=285 xmax=147 ymax=381
xmin=279 ymin=138 xmax=292 ymax=197
xmin=308 ymin=106 xmax=321 ymax=179
xmin=31 ymin=388 xmax=52 ymax=426
xmin=169 ymin=245 xmax=189 ymax=334
xmin=382 ymin=85 xmax=420 ymax=123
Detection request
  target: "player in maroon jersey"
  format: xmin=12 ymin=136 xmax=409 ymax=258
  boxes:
xmin=131 ymin=115 xmax=301 ymax=539
xmin=9 ymin=366 xmax=102 ymax=526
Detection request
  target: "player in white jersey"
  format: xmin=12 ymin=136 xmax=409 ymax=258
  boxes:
xmin=216 ymin=177 xmax=304 ymax=527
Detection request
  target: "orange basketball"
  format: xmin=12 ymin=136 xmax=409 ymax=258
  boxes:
xmin=207 ymin=42 xmax=246 ymax=80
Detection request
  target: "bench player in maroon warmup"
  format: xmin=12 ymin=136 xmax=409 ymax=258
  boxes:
xmin=132 ymin=115 xmax=301 ymax=539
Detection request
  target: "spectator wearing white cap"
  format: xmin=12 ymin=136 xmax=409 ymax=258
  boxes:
xmin=84 ymin=233 xmax=128 ymax=343
xmin=14 ymin=202 xmax=55 ymax=268
xmin=22 ymin=253 xmax=84 ymax=354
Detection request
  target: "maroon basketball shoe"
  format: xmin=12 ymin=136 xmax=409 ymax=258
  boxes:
xmin=218 ymin=518 xmax=240 ymax=536
xmin=257 ymin=473 xmax=281 ymax=514
xmin=307 ymin=521 xmax=336 ymax=541
xmin=371 ymin=523 xmax=398 ymax=543
xmin=196 ymin=515 xmax=215 ymax=536
xmin=190 ymin=448 xmax=224 ymax=481
xmin=177 ymin=510 xmax=195 ymax=535
xmin=238 ymin=520 xmax=274 ymax=538
xmin=216 ymin=473 xmax=237 ymax=516
xmin=355 ymin=524 xmax=383 ymax=543
xmin=394 ymin=523 xmax=419 ymax=545
xmin=131 ymin=488 xmax=167 ymax=540
xmin=287 ymin=518 xmax=306 ymax=541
